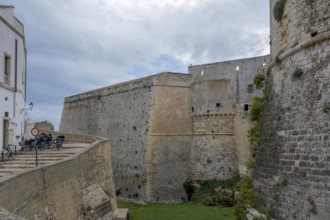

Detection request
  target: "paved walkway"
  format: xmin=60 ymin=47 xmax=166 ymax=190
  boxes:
xmin=0 ymin=143 xmax=90 ymax=178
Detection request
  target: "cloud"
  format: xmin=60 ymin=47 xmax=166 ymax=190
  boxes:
xmin=2 ymin=0 xmax=270 ymax=129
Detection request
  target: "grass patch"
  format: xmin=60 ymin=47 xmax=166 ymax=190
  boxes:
xmin=117 ymin=201 xmax=235 ymax=220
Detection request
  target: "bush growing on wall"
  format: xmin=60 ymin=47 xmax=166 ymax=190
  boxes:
xmin=274 ymin=0 xmax=287 ymax=22
xmin=183 ymin=177 xmax=240 ymax=206
xmin=253 ymin=73 xmax=265 ymax=89
xmin=234 ymin=177 xmax=271 ymax=220
xmin=248 ymin=96 xmax=264 ymax=149
xmin=293 ymin=67 xmax=304 ymax=79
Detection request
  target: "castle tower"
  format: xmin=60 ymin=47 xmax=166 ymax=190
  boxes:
xmin=254 ymin=0 xmax=330 ymax=219
xmin=188 ymin=55 xmax=268 ymax=180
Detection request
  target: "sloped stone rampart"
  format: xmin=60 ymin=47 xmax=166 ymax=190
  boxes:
xmin=0 ymin=137 xmax=117 ymax=220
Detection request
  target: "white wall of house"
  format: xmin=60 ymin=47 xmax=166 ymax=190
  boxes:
xmin=0 ymin=5 xmax=27 ymax=150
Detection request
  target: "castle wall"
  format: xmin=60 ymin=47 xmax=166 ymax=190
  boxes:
xmin=0 ymin=138 xmax=116 ymax=220
xmin=147 ymin=75 xmax=192 ymax=202
xmin=254 ymin=0 xmax=330 ymax=219
xmin=60 ymin=76 xmax=154 ymax=203
xmin=188 ymin=55 xmax=269 ymax=176
xmin=190 ymin=113 xmax=237 ymax=180
xmin=270 ymin=0 xmax=330 ymax=58
xmin=60 ymin=72 xmax=192 ymax=203
xmin=60 ymin=56 xmax=271 ymax=203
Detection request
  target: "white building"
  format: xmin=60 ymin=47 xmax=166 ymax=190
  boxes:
xmin=0 ymin=5 xmax=27 ymax=150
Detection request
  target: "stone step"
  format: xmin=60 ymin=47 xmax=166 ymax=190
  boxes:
xmin=10 ymin=154 xmax=71 ymax=161
xmin=0 ymin=142 xmax=88 ymax=178
xmin=0 ymin=168 xmax=23 ymax=173
xmin=9 ymin=158 xmax=63 ymax=161
xmin=1 ymin=161 xmax=48 ymax=165
xmin=0 ymin=164 xmax=35 ymax=169
xmin=114 ymin=208 xmax=128 ymax=220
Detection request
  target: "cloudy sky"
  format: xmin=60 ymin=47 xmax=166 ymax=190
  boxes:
xmin=2 ymin=0 xmax=270 ymax=130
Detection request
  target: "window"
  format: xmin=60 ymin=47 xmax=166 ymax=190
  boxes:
xmin=4 ymin=54 xmax=11 ymax=85
xmin=216 ymin=103 xmax=220 ymax=107
xmin=244 ymin=104 xmax=249 ymax=111
xmin=248 ymin=84 xmax=253 ymax=93
xmin=192 ymin=107 xmax=194 ymax=113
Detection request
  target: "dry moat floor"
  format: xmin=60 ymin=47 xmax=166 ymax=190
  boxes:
xmin=118 ymin=201 xmax=235 ymax=220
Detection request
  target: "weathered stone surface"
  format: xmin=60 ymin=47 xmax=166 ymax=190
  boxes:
xmin=0 ymin=208 xmax=25 ymax=220
xmin=254 ymin=1 xmax=330 ymax=219
xmin=0 ymin=136 xmax=117 ymax=220
xmin=246 ymin=208 xmax=267 ymax=220
xmin=60 ymin=56 xmax=269 ymax=203
xmin=81 ymin=184 xmax=113 ymax=220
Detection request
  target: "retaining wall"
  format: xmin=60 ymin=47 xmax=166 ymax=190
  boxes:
xmin=0 ymin=137 xmax=117 ymax=219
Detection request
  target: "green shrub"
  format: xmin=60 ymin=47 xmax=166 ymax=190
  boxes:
xmin=245 ymin=158 xmax=256 ymax=170
xmin=249 ymin=97 xmax=264 ymax=122
xmin=323 ymin=103 xmax=330 ymax=114
xmin=234 ymin=177 xmax=260 ymax=220
xmin=277 ymin=178 xmax=288 ymax=187
xmin=183 ymin=180 xmax=196 ymax=201
xmin=183 ymin=177 xmax=240 ymax=205
xmin=253 ymin=73 xmax=265 ymax=89
xmin=274 ymin=0 xmax=287 ymax=22
xmin=293 ymin=68 xmax=303 ymax=79
xmin=234 ymin=177 xmax=271 ymax=220
xmin=248 ymin=122 xmax=261 ymax=148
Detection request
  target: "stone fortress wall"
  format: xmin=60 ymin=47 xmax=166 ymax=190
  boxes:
xmin=60 ymin=55 xmax=269 ymax=203
xmin=42 ymin=0 xmax=330 ymax=218
xmin=254 ymin=0 xmax=330 ymax=219
xmin=188 ymin=56 xmax=268 ymax=178
xmin=61 ymin=73 xmax=193 ymax=203
xmin=0 ymin=134 xmax=117 ymax=220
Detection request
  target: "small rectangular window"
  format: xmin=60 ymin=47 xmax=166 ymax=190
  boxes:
xmin=216 ymin=103 xmax=220 ymax=107
xmin=248 ymin=84 xmax=253 ymax=93
xmin=192 ymin=107 xmax=194 ymax=113
xmin=244 ymin=104 xmax=249 ymax=111
xmin=4 ymin=54 xmax=11 ymax=85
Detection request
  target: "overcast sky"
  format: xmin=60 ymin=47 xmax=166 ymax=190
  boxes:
xmin=1 ymin=0 xmax=270 ymax=130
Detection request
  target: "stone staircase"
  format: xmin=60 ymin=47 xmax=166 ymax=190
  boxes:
xmin=0 ymin=143 xmax=89 ymax=178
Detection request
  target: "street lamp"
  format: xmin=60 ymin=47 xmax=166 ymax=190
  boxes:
xmin=29 ymin=102 xmax=34 ymax=111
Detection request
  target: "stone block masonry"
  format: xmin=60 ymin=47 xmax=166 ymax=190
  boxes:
xmin=0 ymin=136 xmax=118 ymax=219
xmin=188 ymin=55 xmax=269 ymax=176
xmin=254 ymin=0 xmax=330 ymax=219
xmin=60 ymin=55 xmax=269 ymax=203
xmin=61 ymin=72 xmax=193 ymax=203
